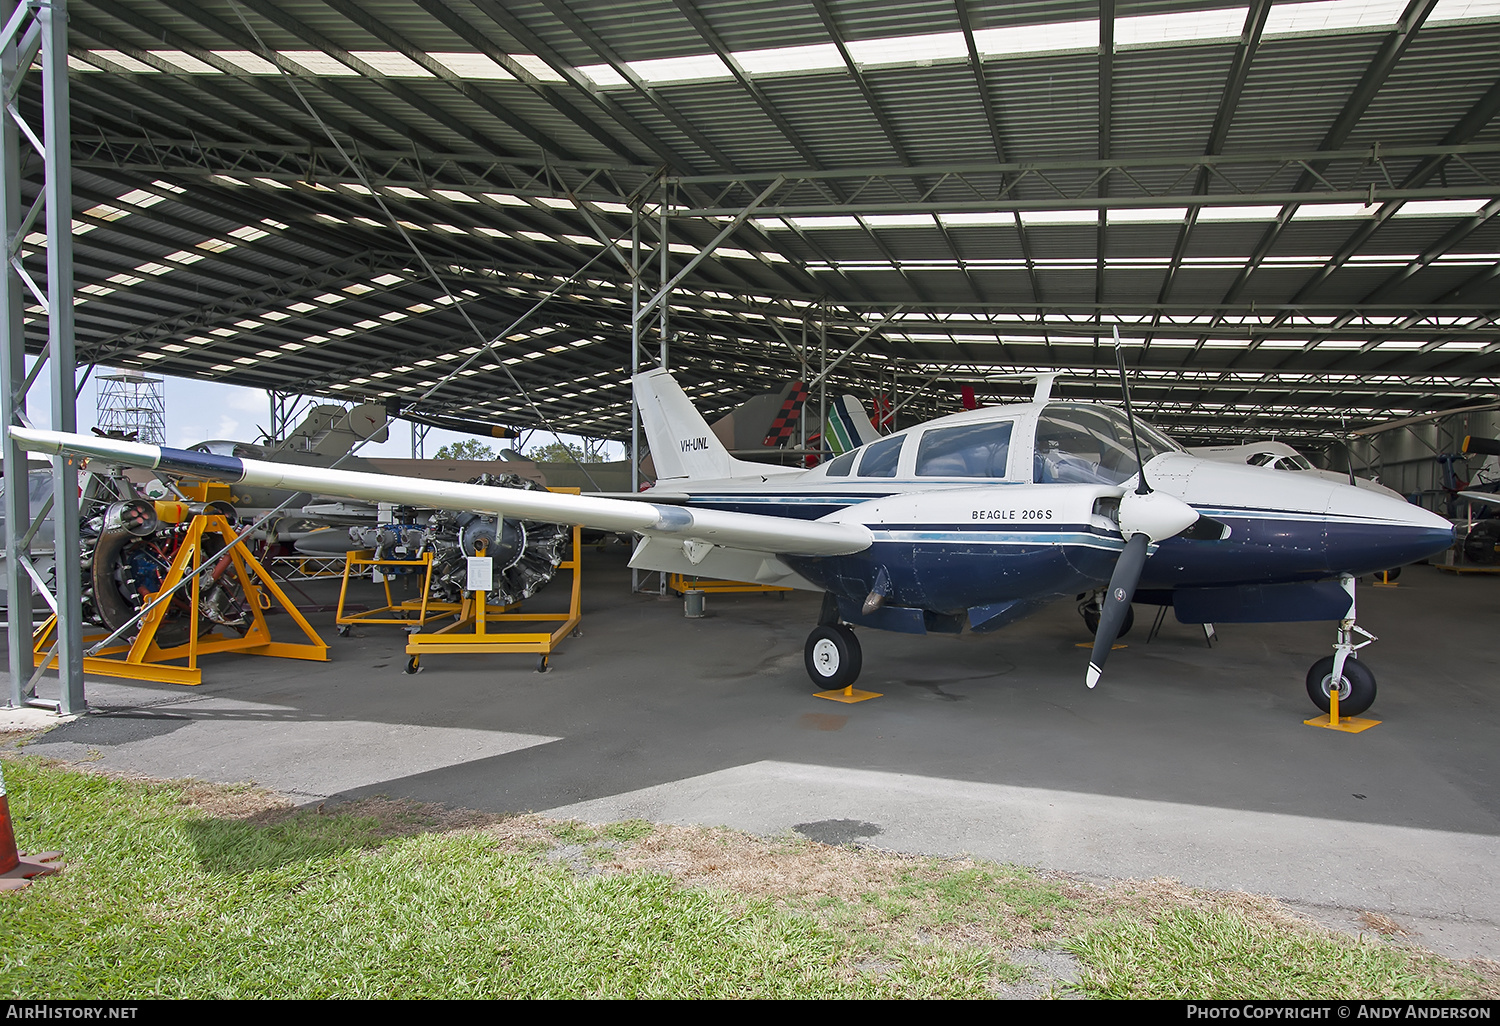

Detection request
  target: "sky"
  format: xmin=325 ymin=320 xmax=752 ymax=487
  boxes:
xmin=22 ymin=360 xmax=626 ymax=461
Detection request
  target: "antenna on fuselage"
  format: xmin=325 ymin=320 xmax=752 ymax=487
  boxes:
xmin=976 ymin=371 xmax=1063 ymax=404
xmin=1031 ymin=372 xmax=1061 ymax=403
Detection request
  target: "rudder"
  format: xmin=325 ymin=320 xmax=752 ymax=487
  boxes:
xmin=634 ymin=369 xmax=734 ymax=482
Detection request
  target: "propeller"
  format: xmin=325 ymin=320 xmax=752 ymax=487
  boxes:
xmin=1086 ymin=330 xmax=1201 ymax=689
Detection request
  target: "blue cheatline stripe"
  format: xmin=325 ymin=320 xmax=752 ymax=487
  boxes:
xmin=873 ymin=530 xmax=1123 ymax=551
xmin=1193 ymin=506 xmax=1420 ymax=526
xmin=155 ymin=447 xmax=246 ymax=480
xmin=689 ymin=493 xmax=892 ymax=505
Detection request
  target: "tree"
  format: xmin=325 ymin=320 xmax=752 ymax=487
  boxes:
xmin=433 ymin=439 xmax=495 ymax=461
xmin=527 ymin=439 xmax=607 ymax=464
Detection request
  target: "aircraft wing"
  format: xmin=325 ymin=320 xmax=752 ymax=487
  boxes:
xmin=1459 ymin=490 xmax=1500 ymax=506
xmin=10 ymin=427 xmax=872 ymax=558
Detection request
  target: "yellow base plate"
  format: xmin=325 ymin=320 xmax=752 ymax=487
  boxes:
xmin=815 ymin=688 xmax=883 ymax=703
xmin=1074 ymin=642 xmax=1127 ymax=650
xmin=1304 ymin=714 xmax=1382 ymax=732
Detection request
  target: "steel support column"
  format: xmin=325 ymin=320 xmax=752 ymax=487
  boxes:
xmin=0 ymin=2 xmax=30 ymax=709
xmin=3 ymin=0 xmax=80 ymax=712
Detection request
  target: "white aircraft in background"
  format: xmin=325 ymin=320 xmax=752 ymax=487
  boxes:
xmin=12 ymin=368 xmax=1453 ymax=718
xmin=1190 ymin=441 xmax=1405 ymax=500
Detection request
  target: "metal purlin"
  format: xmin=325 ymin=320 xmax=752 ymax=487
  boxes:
xmin=2 ymin=0 xmax=80 ymax=713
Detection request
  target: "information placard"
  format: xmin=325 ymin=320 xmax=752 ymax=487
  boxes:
xmin=466 ymin=556 xmax=494 ymax=593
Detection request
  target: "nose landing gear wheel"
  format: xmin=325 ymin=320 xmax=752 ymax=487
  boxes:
xmin=804 ymin=624 xmax=862 ymax=690
xmin=1306 ymin=655 xmax=1376 ymax=717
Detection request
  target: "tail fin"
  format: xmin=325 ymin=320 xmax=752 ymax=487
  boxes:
xmin=824 ymin=395 xmax=881 ymax=455
xmin=635 ymin=369 xmax=794 ymax=483
xmin=761 ymin=381 xmax=808 ymax=448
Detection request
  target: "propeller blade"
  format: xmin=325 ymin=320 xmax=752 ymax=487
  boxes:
xmin=1086 ymin=330 xmax=1198 ymax=691
xmin=1112 ymin=326 xmax=1149 ymax=495
xmin=1086 ymin=532 xmax=1149 ymax=689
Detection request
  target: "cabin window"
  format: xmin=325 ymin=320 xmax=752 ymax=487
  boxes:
xmin=1033 ymin=403 xmax=1178 ymax=485
xmin=822 ymin=450 xmax=858 ymax=477
xmin=915 ymin=421 xmax=1013 ymax=478
xmin=857 ymin=435 xmax=904 ymax=478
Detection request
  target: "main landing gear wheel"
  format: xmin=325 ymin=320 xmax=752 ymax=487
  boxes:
xmin=1305 ymin=655 xmax=1376 ymax=717
xmin=805 ymin=624 xmax=862 ymax=690
xmin=1080 ymin=596 xmax=1133 ymax=639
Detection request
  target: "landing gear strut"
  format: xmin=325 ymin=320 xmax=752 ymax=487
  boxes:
xmin=804 ymin=595 xmax=880 ymax=702
xmin=1305 ymin=574 xmax=1379 ymax=721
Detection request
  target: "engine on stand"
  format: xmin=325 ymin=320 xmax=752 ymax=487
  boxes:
xmin=341 ymin=473 xmax=569 ymax=605
xmin=78 ymin=484 xmax=253 ymax=647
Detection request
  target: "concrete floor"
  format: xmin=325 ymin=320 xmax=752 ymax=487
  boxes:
xmin=5 ymin=548 xmax=1499 ymax=959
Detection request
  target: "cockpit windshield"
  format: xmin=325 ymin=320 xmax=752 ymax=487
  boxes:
xmin=191 ymin=440 xmax=266 ymax=459
xmin=1033 ymin=403 xmax=1181 ymax=485
xmin=1248 ymin=450 xmax=1314 ymax=472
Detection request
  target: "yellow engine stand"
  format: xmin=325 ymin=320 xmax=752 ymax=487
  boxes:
xmin=403 ymin=521 xmax=583 ymax=674
xmin=667 ymin=573 xmax=792 ymax=596
xmin=33 ymin=514 xmax=327 ymax=686
xmin=336 ymin=549 xmax=441 ymax=632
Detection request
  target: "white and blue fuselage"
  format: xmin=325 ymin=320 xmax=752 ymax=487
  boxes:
xmin=8 ymin=370 xmax=1455 ymax=641
xmin=640 ymin=386 xmax=1453 ymax=634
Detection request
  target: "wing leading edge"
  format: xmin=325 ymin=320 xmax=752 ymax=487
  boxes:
xmin=9 ymin=427 xmax=872 ymax=559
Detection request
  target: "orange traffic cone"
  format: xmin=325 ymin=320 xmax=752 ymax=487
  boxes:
xmin=0 ymin=763 xmax=62 ymax=891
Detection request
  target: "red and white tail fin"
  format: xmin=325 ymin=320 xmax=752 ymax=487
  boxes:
xmin=761 ymin=381 xmax=808 ymax=448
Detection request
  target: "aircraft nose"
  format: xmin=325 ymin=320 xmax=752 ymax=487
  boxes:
xmin=1322 ymin=482 xmax=1454 ymax=573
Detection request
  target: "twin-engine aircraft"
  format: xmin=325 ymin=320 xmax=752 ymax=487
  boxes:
xmin=11 ymin=368 xmax=1453 ymax=716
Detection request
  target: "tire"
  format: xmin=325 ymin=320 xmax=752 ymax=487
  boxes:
xmin=1305 ymin=655 xmax=1377 ymax=717
xmin=804 ymin=624 xmax=862 ymax=690
xmin=1082 ymin=602 xmax=1134 ymax=640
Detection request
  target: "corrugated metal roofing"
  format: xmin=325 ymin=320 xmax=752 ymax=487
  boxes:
xmin=13 ymin=0 xmax=1500 ymax=444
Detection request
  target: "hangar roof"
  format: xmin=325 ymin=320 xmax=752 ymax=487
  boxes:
xmin=18 ymin=0 xmax=1500 ymax=444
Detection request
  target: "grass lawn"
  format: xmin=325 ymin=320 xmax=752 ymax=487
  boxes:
xmin=0 ymin=756 xmax=1495 ymax=999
